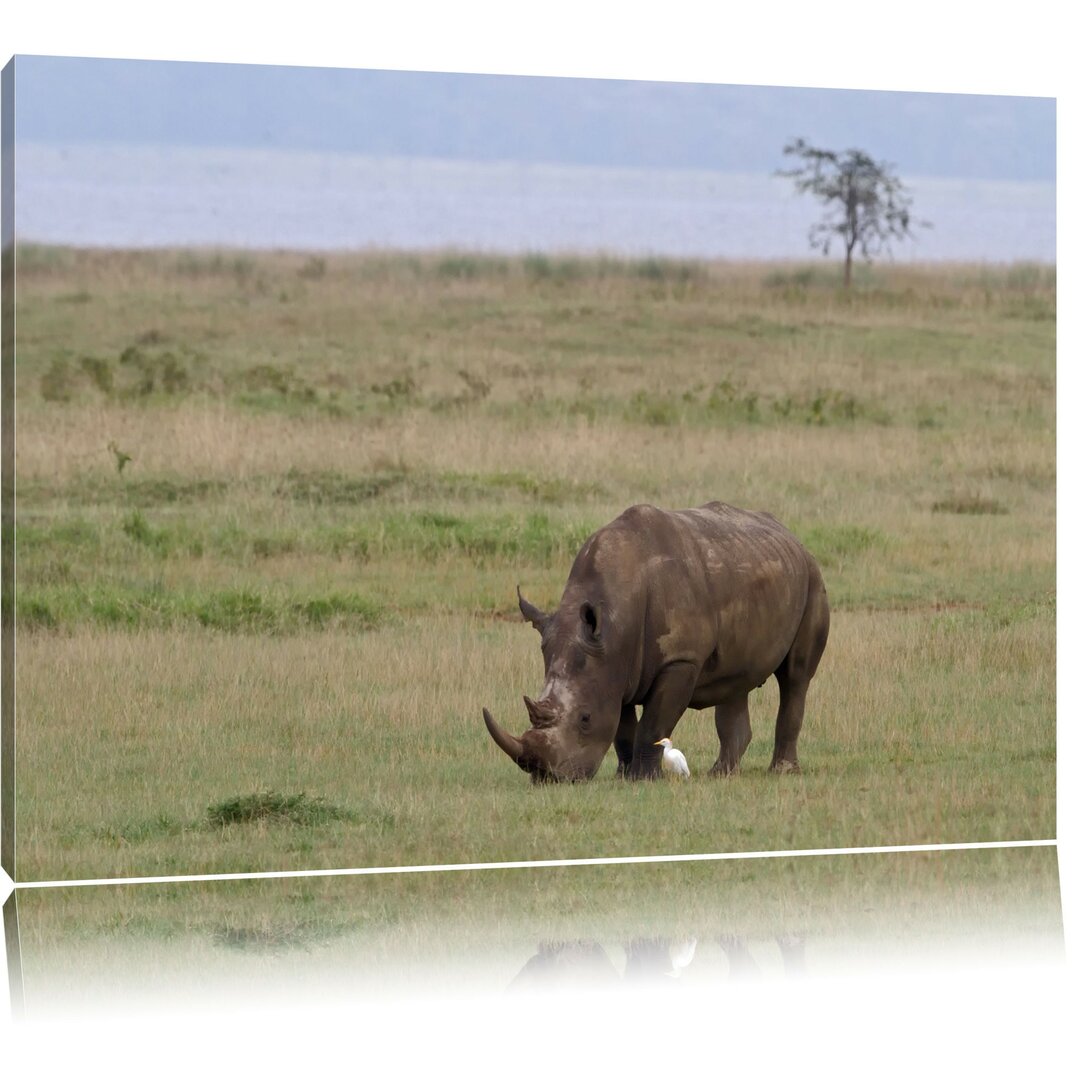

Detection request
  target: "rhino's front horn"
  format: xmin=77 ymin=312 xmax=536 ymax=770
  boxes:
xmin=484 ymin=708 xmax=525 ymax=764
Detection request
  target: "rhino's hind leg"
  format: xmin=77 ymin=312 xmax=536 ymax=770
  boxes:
xmin=614 ymin=703 xmax=638 ymax=778
xmin=770 ymin=678 xmax=807 ymax=773
xmin=769 ymin=566 xmax=830 ymax=773
xmin=710 ymin=696 xmax=751 ymax=776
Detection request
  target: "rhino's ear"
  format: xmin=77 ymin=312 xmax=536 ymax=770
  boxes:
xmin=580 ymin=601 xmax=601 ymax=642
xmin=517 ymin=586 xmax=552 ymax=634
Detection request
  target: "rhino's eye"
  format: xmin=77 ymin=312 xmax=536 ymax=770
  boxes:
xmin=579 ymin=713 xmax=591 ymax=730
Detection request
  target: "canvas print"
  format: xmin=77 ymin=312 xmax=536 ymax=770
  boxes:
xmin=1 ymin=57 xmax=1055 ymax=883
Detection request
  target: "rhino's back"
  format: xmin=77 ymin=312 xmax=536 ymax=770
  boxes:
xmin=601 ymin=502 xmax=815 ymax=689
xmin=608 ymin=501 xmax=808 ymax=575
xmin=573 ymin=500 xmax=814 ymax=612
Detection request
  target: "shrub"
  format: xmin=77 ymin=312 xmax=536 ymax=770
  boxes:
xmin=931 ymin=496 xmax=1008 ymax=516
xmin=40 ymin=358 xmax=76 ymax=402
xmin=206 ymin=792 xmax=356 ymax=827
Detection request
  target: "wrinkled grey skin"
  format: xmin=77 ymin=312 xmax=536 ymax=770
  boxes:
xmin=483 ymin=502 xmax=830 ymax=782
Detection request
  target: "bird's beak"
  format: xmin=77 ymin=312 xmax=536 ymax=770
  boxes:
xmin=653 ymin=740 xmax=663 ymax=746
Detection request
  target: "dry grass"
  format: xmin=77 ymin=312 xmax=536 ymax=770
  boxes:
xmin=12 ymin=248 xmax=1055 ymax=881
xmin=16 ymin=606 xmax=1054 ymax=879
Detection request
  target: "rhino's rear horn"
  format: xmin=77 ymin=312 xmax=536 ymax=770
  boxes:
xmin=484 ymin=708 xmax=526 ymax=765
xmin=517 ymin=586 xmax=551 ymax=634
xmin=523 ymin=695 xmax=557 ymax=728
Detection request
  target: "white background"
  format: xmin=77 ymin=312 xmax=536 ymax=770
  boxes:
xmin=0 ymin=2 xmax=1075 ymax=1074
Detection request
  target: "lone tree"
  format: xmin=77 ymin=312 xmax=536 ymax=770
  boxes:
xmin=778 ymin=138 xmax=926 ymax=287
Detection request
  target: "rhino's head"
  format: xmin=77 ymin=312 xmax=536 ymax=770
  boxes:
xmin=483 ymin=587 xmax=622 ymax=783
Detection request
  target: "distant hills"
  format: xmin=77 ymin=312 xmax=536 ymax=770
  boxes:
xmin=14 ymin=56 xmax=1055 ymax=183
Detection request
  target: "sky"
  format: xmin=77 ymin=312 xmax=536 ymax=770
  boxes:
xmin=14 ymin=55 xmax=1056 ymax=183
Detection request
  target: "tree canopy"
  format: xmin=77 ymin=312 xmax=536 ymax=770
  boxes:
xmin=778 ymin=138 xmax=927 ymax=286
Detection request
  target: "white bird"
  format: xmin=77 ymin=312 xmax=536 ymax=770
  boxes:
xmin=668 ymin=937 xmax=698 ymax=978
xmin=655 ymin=737 xmax=690 ymax=778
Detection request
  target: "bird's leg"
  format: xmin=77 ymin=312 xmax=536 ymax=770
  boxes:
xmin=628 ymin=662 xmax=698 ymax=780
xmin=710 ymin=695 xmax=751 ymax=776
xmin=614 ymin=703 xmax=638 ymax=778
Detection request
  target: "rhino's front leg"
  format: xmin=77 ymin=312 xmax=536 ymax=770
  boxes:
xmin=614 ymin=703 xmax=638 ymax=778
xmin=628 ymin=662 xmax=699 ymax=780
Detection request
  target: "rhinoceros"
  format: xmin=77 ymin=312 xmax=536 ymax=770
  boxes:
xmin=483 ymin=501 xmax=829 ymax=782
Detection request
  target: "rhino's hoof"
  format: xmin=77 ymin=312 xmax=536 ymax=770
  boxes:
xmin=769 ymin=759 xmax=800 ymax=775
xmin=709 ymin=760 xmax=741 ymax=777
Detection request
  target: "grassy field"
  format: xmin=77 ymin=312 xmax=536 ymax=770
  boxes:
xmin=12 ymin=247 xmax=1055 ymax=881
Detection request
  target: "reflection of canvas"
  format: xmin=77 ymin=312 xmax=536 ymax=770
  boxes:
xmin=5 ymin=847 xmax=1064 ymax=1016
xmin=3 ymin=58 xmax=1056 ymax=884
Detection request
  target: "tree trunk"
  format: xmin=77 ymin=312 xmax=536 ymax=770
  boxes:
xmin=843 ymin=234 xmax=858 ymax=288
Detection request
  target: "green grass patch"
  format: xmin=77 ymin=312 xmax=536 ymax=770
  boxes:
xmin=40 ymin=344 xmax=204 ymax=403
xmin=18 ymin=475 xmax=229 ymax=509
xmin=170 ymin=250 xmax=258 ymax=280
xmin=474 ymin=470 xmax=604 ymax=503
xmin=206 ymin=792 xmax=357 ymax=828
xmin=276 ymin=468 xmax=412 ymax=504
xmin=23 ymin=466 xmax=605 ymax=513
xmin=798 ymin=523 xmax=885 ymax=568
xmin=762 ymin=264 xmax=840 ymax=290
xmin=436 ymin=252 xmax=512 ymax=280
xmin=932 ymin=496 xmax=1009 ymax=515
xmin=16 ymin=504 xmax=601 ymax=588
xmin=211 ymin=918 xmax=354 ymax=954
xmin=344 ymin=509 xmax=596 ymax=564
xmin=17 ymin=584 xmax=385 ymax=634
xmin=296 ymin=466 xmax=604 ymax=505
xmin=630 ymin=255 xmax=704 ymax=283
xmin=123 ymin=478 xmax=229 ymax=506
xmin=121 ymin=509 xmax=173 ymax=554
xmin=495 ymin=383 xmax=886 ymax=430
xmin=95 ymin=813 xmax=187 ymax=846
